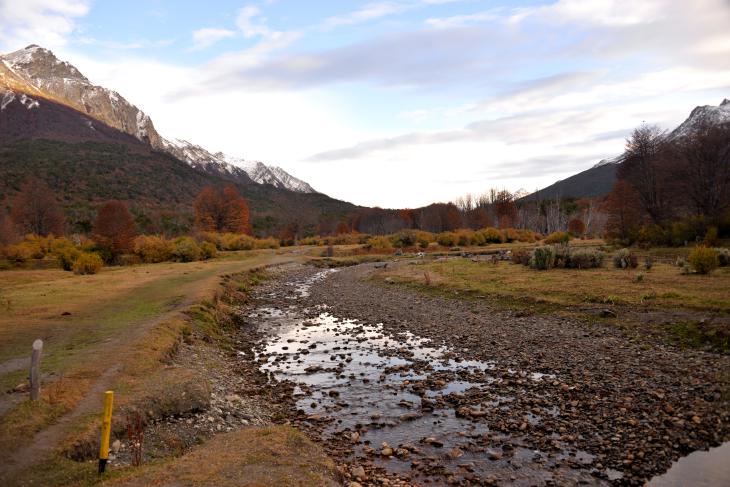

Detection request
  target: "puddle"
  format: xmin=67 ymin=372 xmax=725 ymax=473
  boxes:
xmin=249 ymin=270 xmax=609 ymax=485
xmin=647 ymin=442 xmax=730 ymax=487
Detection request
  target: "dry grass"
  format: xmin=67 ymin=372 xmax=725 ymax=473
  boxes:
xmin=0 ymin=249 xmax=300 ymax=459
xmin=383 ymin=257 xmax=730 ymax=312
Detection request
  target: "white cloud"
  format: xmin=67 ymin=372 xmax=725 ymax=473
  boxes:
xmin=322 ymin=2 xmax=412 ymax=28
xmin=236 ymin=5 xmax=271 ymax=38
xmin=191 ymin=28 xmax=236 ymax=50
xmin=0 ymin=0 xmax=91 ymax=50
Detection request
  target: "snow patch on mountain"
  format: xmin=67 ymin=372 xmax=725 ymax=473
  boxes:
xmin=163 ymin=139 xmax=316 ymax=193
xmin=670 ymin=99 xmax=730 ymax=139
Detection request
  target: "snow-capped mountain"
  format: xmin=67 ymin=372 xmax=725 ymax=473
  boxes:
xmin=1 ymin=45 xmax=163 ymax=148
xmin=164 ymin=139 xmax=316 ymax=193
xmin=592 ymin=153 xmax=625 ymax=169
xmin=0 ymin=44 xmax=317 ymax=194
xmin=670 ymin=98 xmax=730 ymax=139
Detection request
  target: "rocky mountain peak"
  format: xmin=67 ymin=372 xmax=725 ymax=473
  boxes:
xmin=3 ymin=45 xmax=89 ymax=85
xmin=0 ymin=44 xmax=162 ymax=149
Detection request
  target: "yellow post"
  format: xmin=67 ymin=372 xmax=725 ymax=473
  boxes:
xmin=98 ymin=390 xmax=114 ymax=474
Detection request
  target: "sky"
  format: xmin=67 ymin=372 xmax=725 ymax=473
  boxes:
xmin=1 ymin=0 xmax=729 ymax=208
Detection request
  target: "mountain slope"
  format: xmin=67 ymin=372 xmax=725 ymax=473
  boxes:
xmin=524 ymin=99 xmax=730 ymax=201
xmin=0 ymin=44 xmax=317 ymax=194
xmin=0 ymin=45 xmax=356 ymax=235
xmin=1 ymin=45 xmax=164 ymax=148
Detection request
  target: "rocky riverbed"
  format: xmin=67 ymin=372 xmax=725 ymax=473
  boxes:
xmin=238 ymin=263 xmax=729 ymax=486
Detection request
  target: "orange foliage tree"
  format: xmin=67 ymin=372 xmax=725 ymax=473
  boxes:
xmin=194 ymin=185 xmax=251 ymax=234
xmin=603 ymin=181 xmax=644 ymax=240
xmin=93 ymin=201 xmax=137 ymax=257
xmin=10 ymin=178 xmax=66 ymax=236
xmin=567 ymin=218 xmax=586 ymax=236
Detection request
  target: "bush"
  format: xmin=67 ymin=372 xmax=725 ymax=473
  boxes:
xmin=568 ymin=249 xmax=605 ymax=269
xmin=436 ymin=232 xmax=457 ymax=247
xmin=530 ymin=246 xmax=556 ymax=270
xmin=544 ymin=231 xmax=570 ymax=245
xmin=54 ymin=245 xmax=81 ymax=271
xmin=704 ymin=227 xmax=719 ymax=246
xmin=133 ymin=235 xmax=174 ymax=263
xmin=254 ymin=237 xmax=280 ymax=249
xmin=501 ymin=228 xmax=519 ymax=243
xmin=688 ymin=246 xmax=719 ymax=275
xmin=72 ymin=252 xmax=103 ymax=275
xmin=172 ymin=237 xmax=202 ymax=262
xmin=515 ymin=229 xmax=540 ymax=243
xmin=366 ymin=236 xmax=393 ymax=251
xmin=613 ymin=248 xmax=638 ymax=269
xmin=200 ymin=241 xmax=218 ymax=260
xmin=478 ymin=227 xmax=502 ymax=244
xmin=3 ymin=244 xmax=32 ymax=263
xmin=715 ymin=248 xmax=730 ymax=267
xmin=511 ymin=249 xmax=531 ymax=266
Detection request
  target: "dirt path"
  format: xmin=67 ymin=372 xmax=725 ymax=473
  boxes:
xmin=245 ymin=263 xmax=730 ymax=486
xmin=0 ymin=252 xmax=299 ymax=481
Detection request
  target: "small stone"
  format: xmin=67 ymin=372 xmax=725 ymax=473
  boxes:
xmin=381 ymin=447 xmax=394 ymax=457
xmin=487 ymin=449 xmax=503 ymax=460
xmin=692 ymin=415 xmax=701 ymax=424
xmin=447 ymin=447 xmax=464 ymax=459
xmin=111 ymin=439 xmax=121 ymax=454
xmin=351 ymin=465 xmax=366 ymax=480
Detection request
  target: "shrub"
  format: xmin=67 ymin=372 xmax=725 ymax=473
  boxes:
xmin=688 ymin=246 xmax=719 ymax=275
xmin=501 ymin=228 xmax=519 ymax=243
xmin=544 ymin=231 xmax=570 ymax=245
xmin=254 ymin=237 xmax=280 ymax=249
xmin=200 ymin=241 xmax=218 ymax=259
xmin=72 ymin=252 xmax=103 ymax=275
xmin=133 ymin=235 xmax=173 ymax=263
xmin=436 ymin=232 xmax=457 ymax=247
xmin=172 ymin=237 xmax=202 ymax=262
xmin=704 ymin=227 xmax=719 ymax=246
xmin=515 ymin=229 xmax=540 ymax=243
xmin=568 ymin=249 xmax=605 ymax=269
xmin=613 ymin=248 xmax=638 ymax=269
xmin=511 ymin=249 xmax=531 ymax=266
xmin=530 ymin=246 xmax=556 ymax=270
xmin=3 ymin=244 xmax=32 ymax=263
xmin=366 ymin=236 xmax=392 ymax=251
xmin=478 ymin=227 xmax=502 ymax=244
xmin=54 ymin=245 xmax=81 ymax=271
xmin=553 ymin=244 xmax=570 ymax=268
xmin=715 ymin=248 xmax=730 ymax=267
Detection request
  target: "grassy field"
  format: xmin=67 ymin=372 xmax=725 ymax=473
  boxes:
xmin=384 ymin=258 xmax=730 ymax=312
xmin=0 ymin=248 xmax=307 ymax=485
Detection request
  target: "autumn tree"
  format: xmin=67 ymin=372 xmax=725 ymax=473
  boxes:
xmin=194 ymin=186 xmax=251 ymax=234
xmin=335 ymin=220 xmax=350 ymax=235
xmin=93 ymin=201 xmax=137 ymax=258
xmin=493 ymin=190 xmax=517 ymax=228
xmin=10 ymin=178 xmax=65 ymax=236
xmin=603 ymin=181 xmax=644 ymax=240
xmin=567 ymin=218 xmax=586 ymax=236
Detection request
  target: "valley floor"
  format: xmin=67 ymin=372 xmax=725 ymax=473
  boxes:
xmin=0 ymin=247 xmax=728 ymax=486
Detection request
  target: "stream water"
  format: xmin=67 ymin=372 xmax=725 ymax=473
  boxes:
xmin=247 ymin=269 xmax=726 ymax=486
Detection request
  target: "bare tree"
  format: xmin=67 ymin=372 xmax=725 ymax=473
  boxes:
xmin=618 ymin=124 xmax=671 ymax=223
xmin=672 ymin=120 xmax=730 ymax=218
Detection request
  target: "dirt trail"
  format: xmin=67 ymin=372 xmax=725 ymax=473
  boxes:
xmin=0 ymin=252 xmax=298 ymax=481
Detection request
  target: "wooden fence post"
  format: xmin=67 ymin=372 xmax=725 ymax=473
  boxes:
xmin=30 ymin=339 xmax=43 ymax=401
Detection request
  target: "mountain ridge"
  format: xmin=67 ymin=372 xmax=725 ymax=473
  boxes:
xmin=0 ymin=44 xmax=316 ymax=194
xmin=523 ymin=99 xmax=730 ymax=201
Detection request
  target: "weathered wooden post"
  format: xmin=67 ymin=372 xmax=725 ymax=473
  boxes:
xmin=30 ymin=339 xmax=43 ymax=401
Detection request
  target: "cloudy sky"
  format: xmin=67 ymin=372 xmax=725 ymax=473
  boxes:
xmin=1 ymin=0 xmax=729 ymax=208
